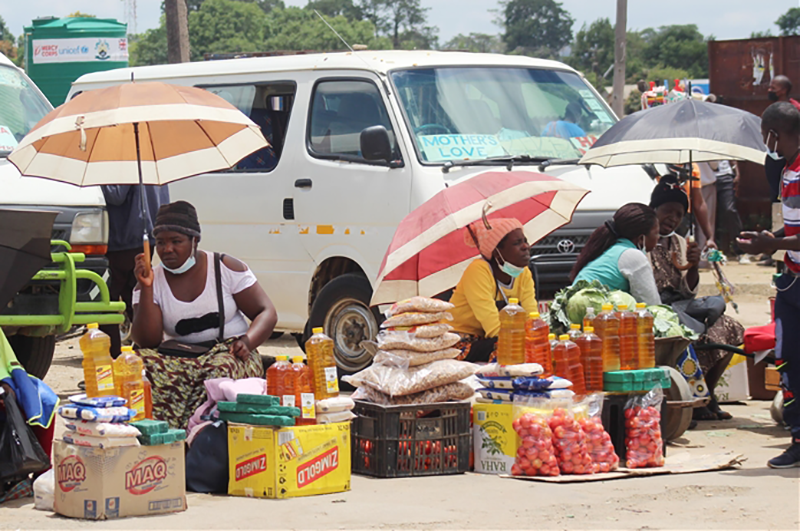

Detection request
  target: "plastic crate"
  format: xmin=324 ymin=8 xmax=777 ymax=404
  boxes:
xmin=603 ymin=368 xmax=671 ymax=392
xmin=601 ymin=393 xmax=667 ymax=463
xmin=352 ymin=400 xmax=471 ymax=478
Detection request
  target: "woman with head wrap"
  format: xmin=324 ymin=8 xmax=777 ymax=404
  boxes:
xmin=131 ymin=201 xmax=278 ymax=429
xmin=449 ymin=218 xmax=536 ymax=361
xmin=650 ymin=177 xmax=744 ymax=421
xmin=570 ymin=203 xmax=661 ymax=306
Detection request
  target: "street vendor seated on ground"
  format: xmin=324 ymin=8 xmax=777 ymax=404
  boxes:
xmin=570 ymin=203 xmax=661 ymax=305
xmin=131 ymin=201 xmax=277 ymax=430
xmin=449 ymin=218 xmax=537 ymax=362
xmin=650 ymin=176 xmax=744 ymax=421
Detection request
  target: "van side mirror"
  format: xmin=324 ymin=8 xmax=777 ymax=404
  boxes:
xmin=360 ymin=125 xmax=392 ymax=163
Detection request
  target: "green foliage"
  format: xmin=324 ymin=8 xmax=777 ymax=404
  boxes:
xmin=356 ymin=0 xmax=437 ymax=49
xmin=639 ymin=24 xmax=708 ymax=78
xmin=777 ymin=7 xmax=800 ymax=36
xmin=0 ymin=15 xmax=13 ymax=43
xmin=129 ymin=20 xmax=168 ymax=66
xmin=443 ymin=33 xmax=505 ymax=54
xmin=750 ymin=30 xmax=774 ymax=39
xmin=67 ymin=11 xmax=96 ymax=18
xmin=189 ymin=0 xmax=269 ymax=59
xmin=306 ymin=0 xmax=364 ymax=19
xmin=499 ymin=0 xmax=574 ymax=56
xmin=569 ymin=18 xmax=613 ymax=89
xmin=186 ymin=0 xmax=285 ymax=12
xmin=264 ymin=7 xmax=389 ymax=51
xmin=624 ymin=89 xmax=642 ymax=115
xmin=545 ymin=279 xmax=609 ymax=336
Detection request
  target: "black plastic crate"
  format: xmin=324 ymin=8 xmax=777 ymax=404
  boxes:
xmin=601 ymin=394 xmax=667 ymax=464
xmin=352 ymin=400 xmax=471 ymax=478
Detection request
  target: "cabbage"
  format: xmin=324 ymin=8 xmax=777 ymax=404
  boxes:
xmin=545 ymin=280 xmax=610 ymax=336
xmin=566 ymin=288 xmax=609 ymax=325
xmin=608 ymin=290 xmax=637 ymax=310
xmin=647 ymin=305 xmax=698 ymax=339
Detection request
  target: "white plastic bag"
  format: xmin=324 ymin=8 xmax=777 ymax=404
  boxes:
xmin=361 ymin=382 xmax=474 ymax=405
xmin=315 ymin=410 xmax=357 ymax=424
xmin=386 ymin=322 xmax=453 ymax=338
xmin=343 ymin=359 xmax=477 ymax=397
xmin=372 ymin=348 xmax=461 ymax=368
xmin=376 ymin=331 xmax=460 ymax=352
xmin=385 ymin=296 xmax=454 ymax=317
xmin=33 ymin=469 xmax=54 ymax=511
xmin=62 ymin=433 xmax=141 ymax=449
xmin=64 ymin=420 xmax=141 ymax=438
xmin=315 ymin=396 xmax=355 ymax=414
xmin=475 ymin=363 xmax=543 ymax=378
xmin=381 ymin=311 xmax=452 ymax=328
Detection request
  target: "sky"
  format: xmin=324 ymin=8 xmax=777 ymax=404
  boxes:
xmin=1 ymin=0 xmax=798 ymax=43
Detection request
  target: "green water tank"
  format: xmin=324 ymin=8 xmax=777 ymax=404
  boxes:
xmin=24 ymin=17 xmax=128 ymax=106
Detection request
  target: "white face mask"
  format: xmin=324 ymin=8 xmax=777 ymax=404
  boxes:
xmin=495 ymin=250 xmax=526 ymax=279
xmin=162 ymin=240 xmax=197 ymax=275
xmin=766 ymin=130 xmax=782 ymax=161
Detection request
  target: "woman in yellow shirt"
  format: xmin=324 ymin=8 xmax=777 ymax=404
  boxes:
xmin=449 ymin=218 xmax=537 ymax=361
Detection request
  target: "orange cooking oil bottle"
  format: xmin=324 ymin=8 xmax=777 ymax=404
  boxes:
xmin=267 ymin=355 xmax=290 ymax=397
xmin=583 ymin=306 xmax=596 ymax=331
xmin=593 ymin=304 xmax=621 ymax=372
xmin=568 ymin=323 xmax=583 ymax=341
xmin=291 ymin=356 xmax=316 ymax=426
xmin=497 ymin=298 xmax=526 ymax=365
xmin=575 ymin=327 xmax=603 ymax=392
xmin=525 ymin=312 xmax=552 ymax=376
xmin=79 ymin=323 xmax=115 ymax=398
xmin=278 ymin=356 xmax=296 ymax=408
xmin=142 ymin=369 xmax=153 ymax=419
xmin=636 ymin=303 xmax=656 ymax=369
xmin=553 ymin=335 xmax=585 ymax=396
xmin=113 ymin=346 xmax=146 ymax=421
xmin=305 ymin=328 xmax=339 ymax=400
xmin=617 ymin=304 xmax=639 ymax=370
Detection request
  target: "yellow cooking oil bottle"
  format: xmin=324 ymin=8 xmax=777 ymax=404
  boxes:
xmin=80 ymin=323 xmax=115 ymax=398
xmin=113 ymin=346 xmax=146 ymax=420
xmin=305 ymin=328 xmax=339 ymax=400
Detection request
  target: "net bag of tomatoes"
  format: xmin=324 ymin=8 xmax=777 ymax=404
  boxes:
xmin=510 ymin=398 xmax=559 ymax=477
xmin=624 ymin=385 xmax=665 ymax=469
xmin=578 ymin=394 xmax=620 ymax=473
xmin=547 ymin=403 xmax=594 ymax=475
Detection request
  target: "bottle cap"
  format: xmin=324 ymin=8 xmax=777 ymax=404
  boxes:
xmin=509 ymin=298 xmax=519 ymax=304
xmin=277 ymin=355 xmax=288 ymax=361
xmin=121 ymin=346 xmax=134 ymax=353
xmin=529 ymin=312 xmax=540 ymax=318
xmin=636 ymin=302 xmax=646 ymax=308
xmin=312 ymin=327 xmax=324 ymax=334
xmin=548 ymin=333 xmax=555 ymax=340
xmin=602 ymin=303 xmax=613 ymax=310
xmin=617 ymin=304 xmax=628 ymax=310
xmin=558 ymin=334 xmax=569 ymax=341
xmin=570 ymin=323 xmax=581 ymax=330
xmin=87 ymin=323 xmax=98 ymax=329
xmin=585 ymin=326 xmax=594 ymax=333
xmin=292 ymin=356 xmax=304 ymax=364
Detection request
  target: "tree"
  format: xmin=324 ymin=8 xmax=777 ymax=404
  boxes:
xmin=189 ymin=0 xmax=268 ymax=58
xmin=750 ymin=30 xmax=774 ymax=38
xmin=355 ymin=0 xmax=437 ymax=49
xmin=569 ymin=18 xmax=614 ymax=89
xmin=264 ymin=7 xmax=390 ymax=51
xmin=443 ymin=33 xmax=505 ymax=54
xmin=777 ymin=7 xmax=800 ymax=36
xmin=499 ymin=0 xmax=574 ymax=57
xmin=166 ymin=0 xmax=190 ymax=62
xmin=185 ymin=0 xmax=284 ymax=12
xmin=67 ymin=11 xmax=96 ymax=17
xmin=306 ymin=0 xmax=364 ymax=20
xmin=129 ymin=20 xmax=168 ymax=66
xmin=0 ymin=16 xmax=16 ymax=62
xmin=641 ymin=24 xmax=708 ymax=78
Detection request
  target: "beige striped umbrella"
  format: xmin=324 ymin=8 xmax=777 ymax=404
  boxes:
xmin=8 ymin=81 xmax=269 ymax=270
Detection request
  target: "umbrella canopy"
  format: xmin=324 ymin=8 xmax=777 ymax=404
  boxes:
xmin=579 ymin=99 xmax=766 ymax=167
xmin=0 ymin=209 xmax=57 ymax=310
xmin=8 ymin=82 xmax=268 ymax=186
xmin=371 ymin=171 xmax=588 ymax=305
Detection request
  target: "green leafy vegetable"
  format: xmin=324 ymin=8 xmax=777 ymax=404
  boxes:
xmin=545 ymin=280 xmax=609 ymax=336
xmin=608 ymin=290 xmax=637 ymax=310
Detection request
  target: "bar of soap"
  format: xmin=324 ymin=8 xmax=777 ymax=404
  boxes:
xmin=219 ymin=412 xmax=295 ymax=426
xmin=236 ymin=394 xmax=280 ymax=407
xmin=130 ymin=419 xmax=169 ymax=435
xmin=218 ymin=401 xmax=300 ymax=417
xmin=138 ymin=429 xmax=186 ymax=446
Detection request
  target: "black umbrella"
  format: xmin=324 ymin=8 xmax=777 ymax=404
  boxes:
xmin=0 ymin=209 xmax=57 ymax=309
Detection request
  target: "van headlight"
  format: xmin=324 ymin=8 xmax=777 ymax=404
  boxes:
xmin=70 ymin=210 xmax=108 ymax=244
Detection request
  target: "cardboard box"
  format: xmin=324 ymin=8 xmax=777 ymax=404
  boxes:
xmin=765 ymin=367 xmax=782 ymax=391
xmin=54 ymin=441 xmax=186 ymax=520
xmin=715 ymin=354 xmax=750 ymax=403
xmin=228 ymin=422 xmax=351 ymax=499
xmin=473 ymin=402 xmax=517 ymax=475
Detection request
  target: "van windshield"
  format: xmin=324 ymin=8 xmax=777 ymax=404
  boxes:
xmin=0 ymin=65 xmax=52 ymax=157
xmin=390 ymin=67 xmax=616 ymax=164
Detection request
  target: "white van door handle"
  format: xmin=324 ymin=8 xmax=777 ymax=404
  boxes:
xmin=294 ymin=178 xmax=313 ymax=189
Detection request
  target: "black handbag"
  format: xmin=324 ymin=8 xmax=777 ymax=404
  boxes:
xmin=185 ymin=420 xmax=228 ymax=493
xmin=0 ymin=391 xmax=49 ymax=483
xmin=158 ymin=253 xmax=226 ymax=358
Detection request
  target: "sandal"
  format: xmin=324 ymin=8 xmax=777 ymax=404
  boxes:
xmin=708 ymin=396 xmax=733 ymax=421
xmin=693 ymin=406 xmax=717 ymax=421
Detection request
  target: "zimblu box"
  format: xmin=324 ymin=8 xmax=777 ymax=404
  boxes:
xmin=54 ymin=440 xmax=187 ymax=519
xmin=228 ymin=422 xmax=351 ymax=499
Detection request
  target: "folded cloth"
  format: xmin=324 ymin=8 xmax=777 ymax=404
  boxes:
xmin=187 ymin=377 xmax=266 ymax=434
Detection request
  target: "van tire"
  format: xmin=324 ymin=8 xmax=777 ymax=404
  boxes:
xmin=304 ymin=274 xmax=381 ymax=376
xmin=8 ymin=335 xmax=56 ymax=380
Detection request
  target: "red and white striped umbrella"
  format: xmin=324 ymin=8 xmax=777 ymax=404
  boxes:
xmin=371 ymin=171 xmax=589 ymax=305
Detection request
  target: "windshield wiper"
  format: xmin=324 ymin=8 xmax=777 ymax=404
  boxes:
xmin=537 ymin=158 xmax=582 ymax=172
xmin=441 ymin=155 xmax=547 ymax=174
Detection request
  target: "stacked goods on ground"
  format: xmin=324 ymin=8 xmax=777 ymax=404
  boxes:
xmin=58 ymin=394 xmax=140 ymax=448
xmin=624 ymin=386 xmax=666 ymax=469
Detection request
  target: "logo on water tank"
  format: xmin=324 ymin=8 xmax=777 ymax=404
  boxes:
xmin=95 ymin=39 xmax=110 ymax=61
xmin=556 ymin=239 xmax=576 ymax=254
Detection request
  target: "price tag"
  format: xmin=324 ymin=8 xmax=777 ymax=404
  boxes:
xmin=301 ymin=393 xmax=316 ymax=419
xmin=324 ymin=367 xmax=339 ymax=394
xmin=282 ymin=395 xmax=296 ymax=408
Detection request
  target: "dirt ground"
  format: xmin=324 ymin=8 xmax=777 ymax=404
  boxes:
xmin=2 ymin=263 xmax=798 ymax=530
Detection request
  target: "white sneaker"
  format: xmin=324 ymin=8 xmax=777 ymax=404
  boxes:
xmin=738 ymin=255 xmax=752 ymax=264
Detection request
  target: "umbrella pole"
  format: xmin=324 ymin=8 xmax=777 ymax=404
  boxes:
xmin=134 ymin=122 xmax=151 ymax=276
xmin=688 ymin=150 xmax=694 ymax=241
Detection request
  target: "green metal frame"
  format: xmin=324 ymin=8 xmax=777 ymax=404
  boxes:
xmin=0 ymin=240 xmax=125 ymax=333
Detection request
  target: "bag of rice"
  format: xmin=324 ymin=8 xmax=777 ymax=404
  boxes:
xmin=381 ymin=311 xmax=452 ymax=328
xmin=361 ymin=382 xmax=474 ymax=405
xmin=316 ymin=410 xmax=357 ymax=424
xmin=61 ymin=433 xmax=141 ymax=449
xmin=385 ymin=296 xmax=454 ymax=317
xmin=475 ymin=363 xmax=543 ymax=378
xmin=58 ymin=405 xmax=137 ymax=423
xmin=513 ymin=376 xmax=573 ymax=391
xmin=386 ymin=322 xmax=453 ymax=338
xmin=376 ymin=331 xmax=460 ymax=352
xmin=373 ymin=348 xmax=461 ymax=367
xmin=476 ymin=376 xmax=514 ymax=389
xmin=315 ymin=396 xmax=355 ymax=414
xmin=343 ymin=359 xmax=476 ymax=396
xmin=64 ymin=420 xmax=141 ymax=438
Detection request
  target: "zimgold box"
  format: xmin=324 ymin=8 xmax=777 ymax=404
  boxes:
xmin=53 ymin=441 xmax=186 ymax=519
xmin=227 ymin=422 xmax=351 ymax=499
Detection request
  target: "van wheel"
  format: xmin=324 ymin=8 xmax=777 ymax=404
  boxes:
xmin=305 ymin=274 xmax=381 ymax=375
xmin=8 ymin=335 xmax=56 ymax=380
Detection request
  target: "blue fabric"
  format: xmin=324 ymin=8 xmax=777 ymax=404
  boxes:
xmin=102 ymin=185 xmax=170 ymax=252
xmin=0 ymin=330 xmax=58 ymax=429
xmin=541 ymin=121 xmax=586 ymax=139
xmin=774 ymin=273 xmax=800 ymax=439
xmin=574 ymin=239 xmax=636 ymax=292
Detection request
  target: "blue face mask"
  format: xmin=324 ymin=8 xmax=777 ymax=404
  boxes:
xmin=162 ymin=240 xmax=197 ymax=275
xmin=496 ymin=251 xmax=526 ymax=279
xmin=766 ymin=130 xmax=782 ymax=161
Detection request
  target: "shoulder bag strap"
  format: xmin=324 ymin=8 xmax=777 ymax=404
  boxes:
xmin=214 ymin=252 xmax=225 ymax=343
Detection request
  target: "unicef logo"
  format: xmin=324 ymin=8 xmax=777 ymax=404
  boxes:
xmin=95 ymin=39 xmax=110 ymax=61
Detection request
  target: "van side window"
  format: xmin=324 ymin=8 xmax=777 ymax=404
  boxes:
xmin=200 ymin=82 xmax=297 ymax=172
xmin=308 ymin=80 xmax=397 ymax=160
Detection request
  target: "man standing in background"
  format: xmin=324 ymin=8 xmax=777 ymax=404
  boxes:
xmin=711 ymin=160 xmax=748 ymax=262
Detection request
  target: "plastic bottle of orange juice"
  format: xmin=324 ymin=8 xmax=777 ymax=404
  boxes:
xmin=553 ymin=335 xmax=585 ymax=396
xmin=593 ymin=304 xmax=621 ymax=372
xmin=636 ymin=303 xmax=656 ymax=369
xmin=497 ymin=298 xmax=526 ymax=365
xmin=80 ymin=323 xmax=115 ymax=398
xmin=617 ymin=304 xmax=638 ymax=370
xmin=524 ymin=312 xmax=552 ymax=376
xmin=305 ymin=328 xmax=339 ymax=400
xmin=575 ymin=327 xmax=603 ymax=392
xmin=291 ymin=356 xmax=316 ymax=425
xmin=267 ymin=355 xmax=289 ymax=397
xmin=113 ymin=346 xmax=146 ymax=420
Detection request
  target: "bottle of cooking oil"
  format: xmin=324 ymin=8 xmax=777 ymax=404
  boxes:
xmin=113 ymin=346 xmax=146 ymax=420
xmin=568 ymin=323 xmax=583 ymax=341
xmin=553 ymin=335 xmax=586 ymax=396
xmin=593 ymin=304 xmax=621 ymax=372
xmin=305 ymin=328 xmax=339 ymax=400
xmin=80 ymin=323 xmax=115 ymax=398
xmin=617 ymin=304 xmax=639 ymax=370
xmin=267 ymin=355 xmax=290 ymax=397
xmin=497 ymin=298 xmax=526 ymax=365
xmin=524 ymin=312 xmax=552 ymax=376
xmin=636 ymin=303 xmax=656 ymax=369
xmin=583 ymin=307 xmax=596 ymax=331
xmin=142 ymin=369 xmax=153 ymax=419
xmin=278 ymin=357 xmax=296 ymax=408
xmin=575 ymin=327 xmax=603 ymax=392
xmin=291 ymin=356 xmax=316 ymax=426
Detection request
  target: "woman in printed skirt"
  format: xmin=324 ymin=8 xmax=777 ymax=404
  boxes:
xmin=449 ymin=217 xmax=537 ymax=362
xmin=132 ymin=201 xmax=277 ymax=429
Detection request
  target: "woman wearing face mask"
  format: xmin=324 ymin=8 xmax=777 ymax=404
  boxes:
xmin=570 ymin=203 xmax=661 ymax=306
xmin=449 ymin=217 xmax=536 ymax=362
xmin=650 ymin=176 xmax=744 ymax=421
xmin=131 ymin=201 xmax=278 ymax=429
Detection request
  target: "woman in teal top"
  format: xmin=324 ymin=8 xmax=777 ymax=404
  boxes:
xmin=571 ymin=203 xmax=661 ymax=305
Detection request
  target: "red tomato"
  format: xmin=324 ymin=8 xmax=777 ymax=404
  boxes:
xmin=561 ymin=461 xmax=574 ymax=474
xmin=518 ymin=457 xmax=531 ymax=468
xmin=531 ymin=458 xmax=543 ymax=469
xmin=522 ymin=437 xmax=535 ymax=449
xmin=517 ymin=446 xmax=527 ymax=458
xmin=539 ymin=464 xmax=550 ymax=475
xmin=525 ymin=448 xmax=538 ymax=461
xmin=520 ymin=416 xmax=533 ymax=429
xmin=512 ymin=418 xmax=522 ymax=432
xmin=364 ymin=456 xmax=370 ymax=468
xmin=511 ymin=464 xmax=523 ymax=476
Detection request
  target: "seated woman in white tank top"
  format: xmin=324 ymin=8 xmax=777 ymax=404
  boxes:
xmin=131 ymin=201 xmax=277 ymax=429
